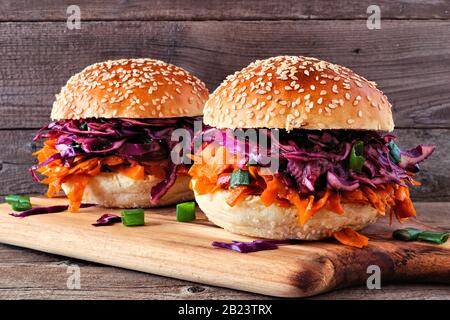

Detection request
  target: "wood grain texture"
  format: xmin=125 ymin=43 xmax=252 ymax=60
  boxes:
xmin=0 ymin=197 xmax=448 ymax=298
xmin=1 ymin=201 xmax=448 ymax=300
xmin=0 ymin=129 xmax=447 ymax=201
xmin=1 ymin=0 xmax=450 ymax=21
xmin=0 ymin=243 xmax=449 ymax=300
xmin=1 ymin=20 xmax=450 ymax=128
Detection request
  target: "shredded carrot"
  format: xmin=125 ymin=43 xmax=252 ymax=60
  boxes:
xmin=288 ymin=193 xmax=314 ymax=225
xmin=64 ymin=174 xmax=91 ymax=212
xmin=260 ymin=175 xmax=290 ymax=207
xmin=118 ymin=163 xmax=145 ymax=180
xmin=341 ymin=189 xmax=368 ymax=204
xmin=32 ymin=141 xmax=174 ymax=211
xmin=326 ymin=192 xmax=345 ymax=215
xmin=392 ymin=185 xmax=416 ymax=221
xmin=226 ymin=186 xmax=253 ymax=207
xmin=361 ymin=186 xmax=386 ymax=215
xmin=333 ymin=228 xmax=369 ymax=248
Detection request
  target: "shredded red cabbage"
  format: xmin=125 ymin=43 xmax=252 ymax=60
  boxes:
xmin=92 ymin=214 xmax=122 ymax=226
xmin=198 ymin=129 xmax=435 ymax=196
xmin=211 ymin=239 xmax=294 ymax=253
xmin=31 ymin=117 xmax=200 ymax=203
xmin=10 ymin=203 xmax=95 ymax=218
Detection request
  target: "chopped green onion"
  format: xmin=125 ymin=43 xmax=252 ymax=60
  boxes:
xmin=5 ymin=195 xmax=30 ymax=205
xmin=5 ymin=194 xmax=32 ymax=211
xmin=388 ymin=140 xmax=401 ymax=163
xmin=349 ymin=141 xmax=365 ymax=173
xmin=230 ymin=169 xmax=251 ymax=188
xmin=176 ymin=202 xmax=196 ymax=222
xmin=11 ymin=202 xmax=32 ymax=212
xmin=121 ymin=208 xmax=145 ymax=226
xmin=80 ymin=122 xmax=89 ymax=131
xmin=247 ymin=157 xmax=258 ymax=166
xmin=392 ymin=228 xmax=423 ymax=241
xmin=393 ymin=228 xmax=449 ymax=244
xmin=417 ymin=231 xmax=450 ymax=244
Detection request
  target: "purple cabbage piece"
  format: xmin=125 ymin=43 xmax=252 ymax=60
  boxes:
xmin=92 ymin=214 xmax=121 ymax=226
xmin=327 ymin=171 xmax=360 ymax=191
xmin=29 ymin=153 xmax=62 ymax=182
xmin=399 ymin=144 xmax=435 ymax=172
xmin=31 ymin=117 xmax=201 ymax=203
xmin=196 ymin=128 xmax=435 ymax=196
xmin=212 ymin=239 xmax=293 ymax=253
xmin=10 ymin=203 xmax=95 ymax=218
xmin=150 ymin=162 xmax=178 ymax=204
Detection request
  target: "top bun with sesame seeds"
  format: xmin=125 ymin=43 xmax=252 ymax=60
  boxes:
xmin=51 ymin=58 xmax=209 ymax=120
xmin=203 ymin=56 xmax=394 ymax=131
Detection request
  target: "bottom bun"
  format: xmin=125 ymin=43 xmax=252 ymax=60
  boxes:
xmin=193 ymin=183 xmax=381 ymax=240
xmin=62 ymin=172 xmax=193 ymax=208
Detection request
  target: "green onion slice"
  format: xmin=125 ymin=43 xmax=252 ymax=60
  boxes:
xmin=393 ymin=228 xmax=449 ymax=244
xmin=230 ymin=169 xmax=251 ymax=188
xmin=417 ymin=231 xmax=450 ymax=244
xmin=80 ymin=122 xmax=89 ymax=131
xmin=392 ymin=228 xmax=423 ymax=241
xmin=349 ymin=141 xmax=365 ymax=173
xmin=11 ymin=202 xmax=32 ymax=212
xmin=121 ymin=208 xmax=145 ymax=227
xmin=388 ymin=140 xmax=401 ymax=164
xmin=5 ymin=194 xmax=30 ymax=205
xmin=176 ymin=202 xmax=196 ymax=222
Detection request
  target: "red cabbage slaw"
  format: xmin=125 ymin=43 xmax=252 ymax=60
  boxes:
xmin=92 ymin=213 xmax=122 ymax=226
xmin=10 ymin=203 xmax=95 ymax=217
xmin=31 ymin=117 xmax=200 ymax=203
xmin=212 ymin=239 xmax=296 ymax=253
xmin=195 ymin=128 xmax=435 ymax=196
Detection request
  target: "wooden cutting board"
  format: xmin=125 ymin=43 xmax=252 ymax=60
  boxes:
xmin=0 ymin=197 xmax=448 ymax=298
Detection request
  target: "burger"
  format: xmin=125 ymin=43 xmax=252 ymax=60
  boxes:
xmin=189 ymin=56 xmax=435 ymax=243
xmin=31 ymin=58 xmax=209 ymax=211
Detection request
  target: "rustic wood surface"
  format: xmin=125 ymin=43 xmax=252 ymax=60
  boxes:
xmin=1 ymin=21 xmax=450 ymax=129
xmin=0 ymin=201 xmax=448 ymax=300
xmin=0 ymin=0 xmax=449 ymax=300
xmin=1 ymin=0 xmax=450 ymax=21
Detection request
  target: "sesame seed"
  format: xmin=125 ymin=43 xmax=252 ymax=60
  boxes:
xmin=332 ymin=84 xmax=338 ymax=94
xmin=357 ymin=110 xmax=363 ymax=118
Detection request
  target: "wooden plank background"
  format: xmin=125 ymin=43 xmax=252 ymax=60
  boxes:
xmin=0 ymin=1 xmax=449 ymax=203
xmin=2 ymin=0 xmax=450 ymax=21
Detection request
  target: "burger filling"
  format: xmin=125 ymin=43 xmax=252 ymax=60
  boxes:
xmin=189 ymin=129 xmax=435 ymax=226
xmin=31 ymin=117 xmax=198 ymax=211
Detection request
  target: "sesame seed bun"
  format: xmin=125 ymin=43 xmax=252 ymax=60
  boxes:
xmin=51 ymin=58 xmax=209 ymax=120
xmin=61 ymin=173 xmax=193 ymax=208
xmin=204 ymin=56 xmax=394 ymax=131
xmin=192 ymin=180 xmax=380 ymax=240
